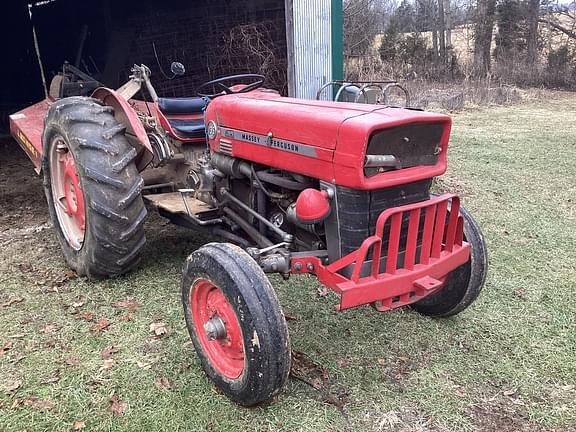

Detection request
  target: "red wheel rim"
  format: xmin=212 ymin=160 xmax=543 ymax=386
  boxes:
xmin=49 ymin=136 xmax=86 ymax=250
xmin=190 ymin=278 xmax=245 ymax=379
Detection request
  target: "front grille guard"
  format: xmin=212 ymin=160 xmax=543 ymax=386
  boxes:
xmin=291 ymin=194 xmax=471 ymax=311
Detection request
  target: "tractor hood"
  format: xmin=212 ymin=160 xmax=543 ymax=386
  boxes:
xmin=205 ymin=90 xmax=452 ymax=190
xmin=207 ymin=91 xmax=380 ymax=150
xmin=206 ymin=91 xmax=449 ymax=151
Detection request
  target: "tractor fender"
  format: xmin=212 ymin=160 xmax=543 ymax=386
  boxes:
xmin=91 ymin=87 xmax=153 ymax=155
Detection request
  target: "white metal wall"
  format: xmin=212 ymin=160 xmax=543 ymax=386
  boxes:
xmin=286 ymin=0 xmax=332 ymax=100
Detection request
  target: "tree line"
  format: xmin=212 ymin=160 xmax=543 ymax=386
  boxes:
xmin=344 ymin=0 xmax=576 ymax=87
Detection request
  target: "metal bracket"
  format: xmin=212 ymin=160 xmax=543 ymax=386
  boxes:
xmin=178 ymin=189 xmax=223 ymax=226
xmin=247 ymin=242 xmax=290 ymax=258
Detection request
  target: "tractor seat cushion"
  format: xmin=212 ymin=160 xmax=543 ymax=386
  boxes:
xmin=158 ymin=97 xmax=206 ymax=115
xmin=168 ymin=118 xmax=206 ymax=139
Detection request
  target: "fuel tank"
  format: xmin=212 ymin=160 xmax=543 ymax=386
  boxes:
xmin=204 ymin=90 xmax=452 ymax=190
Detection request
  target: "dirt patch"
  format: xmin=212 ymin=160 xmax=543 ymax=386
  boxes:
xmin=467 ymin=399 xmax=554 ymax=432
xmin=0 ymin=138 xmax=48 ymax=234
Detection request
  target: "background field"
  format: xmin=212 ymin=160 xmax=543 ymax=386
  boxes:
xmin=1 ymin=93 xmax=575 ymax=431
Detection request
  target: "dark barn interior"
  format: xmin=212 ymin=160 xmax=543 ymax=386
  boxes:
xmin=1 ymin=0 xmax=287 ymax=131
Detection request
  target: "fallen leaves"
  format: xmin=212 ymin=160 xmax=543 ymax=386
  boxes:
xmin=291 ymin=350 xmax=330 ymax=389
xmin=24 ymin=396 xmax=55 ymax=411
xmin=42 ymin=370 xmax=61 ymax=385
xmin=514 ymin=287 xmax=527 ymax=300
xmin=317 ymin=286 xmax=329 ymax=297
xmin=1 ymin=297 xmax=24 ymax=307
xmin=290 ymin=351 xmax=351 ymax=414
xmin=78 ymin=311 xmax=94 ymax=322
xmin=112 ymin=298 xmax=141 ymax=312
xmin=12 ymin=396 xmax=55 ymax=412
xmin=310 ymin=377 xmax=323 ymax=389
xmin=322 ymin=388 xmax=351 ymax=411
xmin=2 ymin=379 xmax=22 ymax=392
xmin=149 ymin=322 xmax=169 ymax=337
xmin=154 ymin=377 xmax=173 ymax=391
xmin=64 ymin=356 xmax=80 ymax=366
xmin=63 ymin=270 xmax=77 ymax=280
xmin=91 ymin=319 xmax=111 ymax=333
xmin=108 ymin=393 xmax=127 ymax=416
xmin=291 ymin=351 xmax=327 ymax=376
xmin=72 ymin=420 xmax=86 ymax=430
xmin=43 ymin=271 xmax=77 ymax=293
xmin=17 ymin=263 xmax=76 ymax=293
xmin=1 ymin=340 xmax=13 ymax=356
xmin=45 ymin=338 xmax=57 ymax=348
xmin=101 ymin=345 xmax=119 ymax=360
xmin=18 ymin=262 xmax=33 ymax=273
xmin=39 ymin=324 xmax=61 ymax=334
xmin=101 ymin=359 xmax=116 ymax=370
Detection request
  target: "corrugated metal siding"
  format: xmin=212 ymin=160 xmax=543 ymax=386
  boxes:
xmin=291 ymin=0 xmax=332 ymax=100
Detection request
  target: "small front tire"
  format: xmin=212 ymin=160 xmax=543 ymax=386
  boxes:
xmin=182 ymin=243 xmax=291 ymax=406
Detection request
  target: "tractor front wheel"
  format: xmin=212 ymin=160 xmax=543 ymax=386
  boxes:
xmin=411 ymin=205 xmax=488 ymax=317
xmin=42 ymin=97 xmax=147 ymax=278
xmin=182 ymin=243 xmax=291 ymax=406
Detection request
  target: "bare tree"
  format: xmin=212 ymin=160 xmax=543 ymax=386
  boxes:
xmin=439 ymin=0 xmax=447 ymax=59
xmin=444 ymin=0 xmax=452 ymax=48
xmin=344 ymin=0 xmax=393 ymax=57
xmin=526 ymin=0 xmax=541 ymax=64
xmin=473 ymin=0 xmax=497 ymax=75
xmin=539 ymin=4 xmax=576 ymax=40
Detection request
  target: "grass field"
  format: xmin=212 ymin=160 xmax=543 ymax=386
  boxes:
xmin=1 ymin=93 xmax=575 ymax=432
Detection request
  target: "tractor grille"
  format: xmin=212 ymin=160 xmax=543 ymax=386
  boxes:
xmin=365 ymin=123 xmax=443 ymax=176
xmin=324 ymin=179 xmax=432 ymax=261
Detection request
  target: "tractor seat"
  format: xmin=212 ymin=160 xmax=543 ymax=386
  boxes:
xmin=158 ymin=97 xmax=206 ymax=115
xmin=168 ymin=118 xmax=206 ymax=139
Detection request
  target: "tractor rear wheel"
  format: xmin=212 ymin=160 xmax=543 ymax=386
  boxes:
xmin=182 ymin=243 xmax=291 ymax=406
xmin=411 ymin=205 xmax=488 ymax=317
xmin=42 ymin=97 xmax=147 ymax=278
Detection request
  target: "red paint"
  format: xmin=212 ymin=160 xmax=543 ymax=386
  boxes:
xmin=295 ymin=189 xmax=331 ymax=223
xmin=190 ymin=278 xmax=245 ymax=379
xmin=205 ymin=90 xmax=452 ymax=190
xmin=129 ymin=100 xmax=207 ymax=144
xmin=61 ymin=151 xmax=86 ymax=232
xmin=91 ymin=88 xmax=153 ymax=153
xmin=291 ymin=195 xmax=470 ymax=311
xmin=9 ymin=99 xmax=52 ymax=172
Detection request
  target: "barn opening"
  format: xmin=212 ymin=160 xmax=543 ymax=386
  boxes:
xmin=2 ymin=0 xmax=289 ymax=130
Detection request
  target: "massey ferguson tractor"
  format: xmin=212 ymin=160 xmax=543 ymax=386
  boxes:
xmin=9 ymin=62 xmax=487 ymax=406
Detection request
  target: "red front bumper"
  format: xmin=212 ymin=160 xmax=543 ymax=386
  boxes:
xmin=291 ymin=194 xmax=471 ymax=311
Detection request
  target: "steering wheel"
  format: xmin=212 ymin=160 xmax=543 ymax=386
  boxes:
xmin=197 ymin=74 xmax=265 ymax=98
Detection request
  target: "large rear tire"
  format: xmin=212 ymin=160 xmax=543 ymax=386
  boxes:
xmin=411 ymin=205 xmax=488 ymax=317
xmin=42 ymin=97 xmax=147 ymax=279
xmin=182 ymin=243 xmax=291 ymax=406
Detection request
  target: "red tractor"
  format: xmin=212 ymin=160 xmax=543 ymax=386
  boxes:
xmin=10 ymin=62 xmax=487 ymax=406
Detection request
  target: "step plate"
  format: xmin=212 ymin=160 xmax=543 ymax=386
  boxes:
xmin=143 ymin=192 xmax=213 ymax=215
